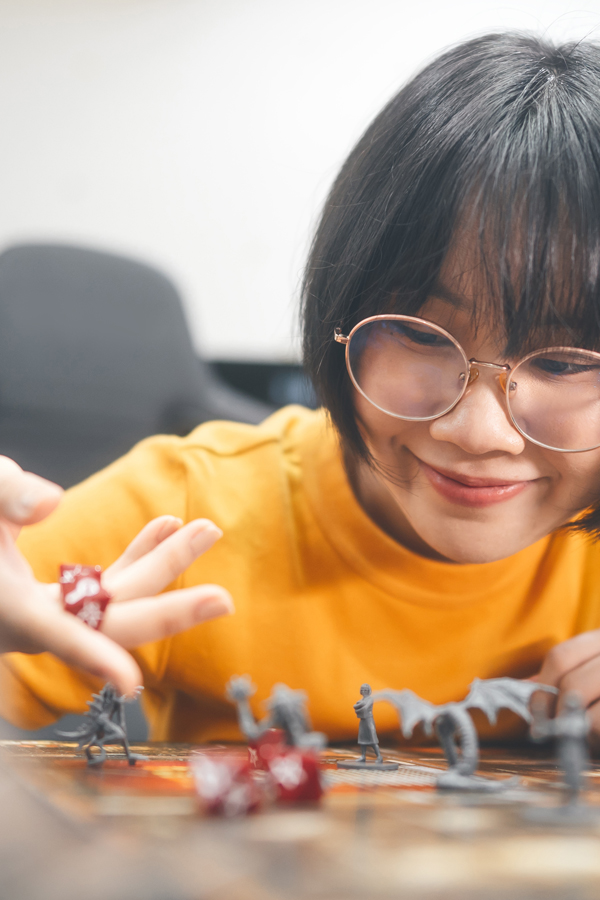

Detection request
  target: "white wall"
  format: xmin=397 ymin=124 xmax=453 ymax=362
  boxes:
xmin=0 ymin=0 xmax=598 ymax=361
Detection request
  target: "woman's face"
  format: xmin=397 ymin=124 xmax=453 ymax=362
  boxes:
xmin=352 ymin=247 xmax=600 ymax=564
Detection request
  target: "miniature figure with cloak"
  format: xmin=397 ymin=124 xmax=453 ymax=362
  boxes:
xmin=337 ymin=684 xmax=399 ymax=771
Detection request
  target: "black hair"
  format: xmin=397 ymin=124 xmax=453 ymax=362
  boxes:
xmin=301 ymin=31 xmax=600 ymax=534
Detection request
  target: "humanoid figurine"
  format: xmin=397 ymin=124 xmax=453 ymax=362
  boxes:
xmin=59 ymin=684 xmax=147 ymax=768
xmin=337 ymin=684 xmax=399 ymax=771
xmin=372 ymin=677 xmax=557 ymax=791
xmin=225 ymin=676 xmax=325 ymax=802
xmin=530 ymin=690 xmax=590 ymax=807
xmin=226 ymin=675 xmax=326 ymax=749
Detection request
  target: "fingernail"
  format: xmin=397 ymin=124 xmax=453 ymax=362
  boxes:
xmin=13 ymin=492 xmax=40 ymax=518
xmin=198 ymin=593 xmax=234 ymax=620
xmin=190 ymin=522 xmax=223 ymax=552
xmin=11 ymin=480 xmax=62 ymax=520
xmin=157 ymin=516 xmax=183 ymax=542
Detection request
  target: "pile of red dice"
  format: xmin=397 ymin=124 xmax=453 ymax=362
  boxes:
xmin=191 ymin=729 xmax=323 ymax=816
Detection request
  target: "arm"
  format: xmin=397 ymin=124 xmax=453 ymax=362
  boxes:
xmin=0 ymin=438 xmax=233 ymax=724
xmin=225 ymin=676 xmax=262 ymax=740
xmin=531 ymin=631 xmax=600 ymax=743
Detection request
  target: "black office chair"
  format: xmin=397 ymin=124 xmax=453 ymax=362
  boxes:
xmin=0 ymin=243 xmax=274 ymax=488
xmin=0 ymin=243 xmax=275 ymax=741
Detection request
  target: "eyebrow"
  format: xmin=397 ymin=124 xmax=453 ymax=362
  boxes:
xmin=429 ymin=281 xmax=468 ymax=309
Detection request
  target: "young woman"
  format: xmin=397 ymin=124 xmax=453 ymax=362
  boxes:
xmin=4 ymin=31 xmax=600 ymax=745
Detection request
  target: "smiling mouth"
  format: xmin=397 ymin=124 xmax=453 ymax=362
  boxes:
xmin=418 ymin=459 xmax=535 ymax=508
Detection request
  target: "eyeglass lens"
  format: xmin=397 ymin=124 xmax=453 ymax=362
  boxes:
xmin=509 ymin=350 xmax=600 ymax=451
xmin=347 ymin=318 xmax=600 ymax=451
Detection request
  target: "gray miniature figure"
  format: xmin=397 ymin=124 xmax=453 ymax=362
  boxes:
xmin=59 ymin=684 xmax=147 ymax=768
xmin=337 ymin=684 xmax=399 ymax=770
xmin=226 ymin=675 xmax=326 ymax=749
xmin=372 ymin=677 xmax=557 ymax=791
xmin=530 ymin=690 xmax=590 ymax=809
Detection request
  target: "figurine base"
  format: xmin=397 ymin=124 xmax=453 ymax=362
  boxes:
xmin=436 ymin=770 xmax=519 ymax=793
xmin=86 ymin=750 xmax=149 ymax=769
xmin=127 ymin=753 xmax=149 ymax=766
xmin=336 ymin=759 xmax=399 ymax=771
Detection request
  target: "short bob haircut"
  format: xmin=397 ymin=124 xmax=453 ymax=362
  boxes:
xmin=301 ymin=32 xmax=600 ymax=535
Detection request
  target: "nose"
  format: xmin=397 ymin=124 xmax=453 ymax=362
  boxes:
xmin=429 ymin=370 xmax=526 ymax=455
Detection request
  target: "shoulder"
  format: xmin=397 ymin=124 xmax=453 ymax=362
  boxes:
xmin=65 ymin=405 xmax=326 ymax=500
xmin=161 ymin=405 xmax=329 ymax=496
xmin=171 ymin=406 xmax=330 ymax=528
xmin=17 ymin=405 xmax=333 ymax=578
xmin=178 ymin=405 xmax=325 ymax=460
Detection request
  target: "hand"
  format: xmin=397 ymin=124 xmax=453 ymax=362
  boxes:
xmin=0 ymin=456 xmax=233 ymax=696
xmin=532 ymin=630 xmax=600 ymax=738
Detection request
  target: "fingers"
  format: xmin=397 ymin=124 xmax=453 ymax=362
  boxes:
xmin=557 ymin=655 xmax=600 ymax=709
xmin=107 ymin=515 xmax=184 ymax=575
xmin=105 ymin=519 xmax=223 ymax=602
xmin=534 ymin=631 xmax=600 ymax=739
xmin=100 ymin=584 xmax=234 ymax=647
xmin=0 ymin=456 xmax=63 ymax=526
xmin=21 ymin=604 xmax=142 ymax=696
xmin=527 ymin=683 xmax=558 ymax=720
xmin=536 ymin=630 xmax=600 ymax=688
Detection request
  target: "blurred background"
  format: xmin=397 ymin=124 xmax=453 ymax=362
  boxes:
xmin=0 ymin=0 xmax=599 ymax=739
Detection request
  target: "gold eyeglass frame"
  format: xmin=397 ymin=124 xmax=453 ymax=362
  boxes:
xmin=334 ymin=313 xmax=600 ymax=453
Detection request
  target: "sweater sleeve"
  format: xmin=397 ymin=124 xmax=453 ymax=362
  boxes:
xmin=0 ymin=433 xmax=189 ymax=728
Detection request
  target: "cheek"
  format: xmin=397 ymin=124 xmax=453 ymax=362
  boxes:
xmin=354 ymin=393 xmax=419 ymax=453
xmin=550 ymin=450 xmax=600 ymax=507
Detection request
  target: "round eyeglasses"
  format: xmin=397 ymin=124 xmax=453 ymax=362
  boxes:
xmin=334 ymin=315 xmax=600 ymax=453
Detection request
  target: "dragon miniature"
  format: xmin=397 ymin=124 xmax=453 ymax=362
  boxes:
xmin=372 ymin=677 xmax=557 ymax=791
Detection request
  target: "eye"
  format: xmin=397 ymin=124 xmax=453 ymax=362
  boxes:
xmin=388 ymin=323 xmax=453 ymax=347
xmin=531 ymin=357 xmax=599 ymax=376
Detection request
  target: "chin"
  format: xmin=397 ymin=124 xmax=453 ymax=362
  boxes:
xmin=416 ymin=521 xmax=538 ymax=564
xmin=442 ymin=544 xmax=524 ymax=564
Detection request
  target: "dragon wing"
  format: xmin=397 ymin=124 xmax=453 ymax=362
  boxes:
xmin=463 ymin=677 xmax=557 ymax=726
xmin=372 ymin=689 xmax=439 ymax=738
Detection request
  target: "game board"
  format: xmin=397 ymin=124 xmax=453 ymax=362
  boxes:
xmin=2 ymin=739 xmax=600 ymax=899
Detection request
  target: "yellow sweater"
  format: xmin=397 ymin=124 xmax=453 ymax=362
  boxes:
xmin=2 ymin=405 xmax=600 ymax=743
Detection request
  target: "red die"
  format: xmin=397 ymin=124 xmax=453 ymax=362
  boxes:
xmin=248 ymin=728 xmax=286 ymax=770
xmin=59 ymin=564 xmax=111 ymax=630
xmin=266 ymin=747 xmax=323 ymax=803
xmin=191 ymin=753 xmax=263 ymax=816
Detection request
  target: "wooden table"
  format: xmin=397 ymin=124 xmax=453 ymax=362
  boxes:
xmin=1 ymin=740 xmax=600 ymax=900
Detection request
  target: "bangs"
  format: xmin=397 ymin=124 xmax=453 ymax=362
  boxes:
xmin=417 ymin=169 xmax=600 ymax=358
xmin=388 ymin=41 xmax=600 ymax=357
xmin=474 ymin=126 xmax=600 ymax=357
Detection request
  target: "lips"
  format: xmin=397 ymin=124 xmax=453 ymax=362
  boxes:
xmin=418 ymin=459 xmax=534 ymax=508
